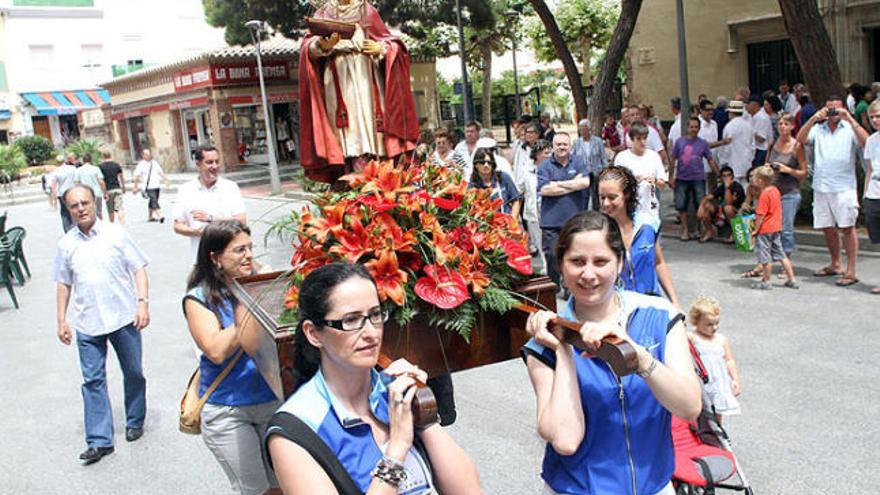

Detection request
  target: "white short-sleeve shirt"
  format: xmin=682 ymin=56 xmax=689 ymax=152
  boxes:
xmin=134 ymin=159 xmax=164 ymax=191
xmin=863 ymin=132 xmax=880 ymax=199
xmin=172 ymin=177 xmax=247 ymax=262
xmin=614 ymin=149 xmax=668 ymax=222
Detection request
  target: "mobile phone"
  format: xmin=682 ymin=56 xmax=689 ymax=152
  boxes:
xmin=770 ymin=162 xmax=780 ymax=171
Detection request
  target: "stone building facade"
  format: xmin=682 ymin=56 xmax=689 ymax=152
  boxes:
xmin=627 ymin=0 xmax=880 ymax=119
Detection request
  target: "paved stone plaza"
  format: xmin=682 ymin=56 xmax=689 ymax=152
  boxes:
xmin=1 ymin=193 xmax=877 ymax=494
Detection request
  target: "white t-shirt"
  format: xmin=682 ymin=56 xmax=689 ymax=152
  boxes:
xmin=453 ymin=140 xmax=478 ymax=179
xmin=863 ymin=133 xmax=880 ymax=199
xmin=172 ymin=177 xmax=247 ymax=262
xmin=750 ymin=110 xmax=773 ymax=151
xmin=698 ymin=117 xmax=719 ymax=173
xmin=134 ymin=159 xmax=164 ymax=191
xmin=614 ymin=149 xmax=668 ymax=222
xmin=625 ymin=125 xmax=665 ymax=153
xmin=720 ymin=116 xmax=755 ymax=179
xmin=667 ymin=114 xmax=682 ymax=149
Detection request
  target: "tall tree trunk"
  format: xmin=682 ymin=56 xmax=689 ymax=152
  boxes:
xmin=527 ymin=0 xmax=588 ymax=121
xmin=481 ymin=44 xmax=493 ymax=127
xmin=778 ymin=0 xmax=842 ymax=106
xmin=588 ymin=0 xmax=643 ymax=129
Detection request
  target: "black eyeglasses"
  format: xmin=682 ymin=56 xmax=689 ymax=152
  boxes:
xmin=320 ymin=306 xmax=389 ymax=331
xmin=474 ymin=160 xmax=493 ymax=165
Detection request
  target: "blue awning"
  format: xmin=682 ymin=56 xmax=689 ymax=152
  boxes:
xmin=0 ymin=110 xmax=11 ymax=120
xmin=21 ymin=89 xmax=111 ymax=116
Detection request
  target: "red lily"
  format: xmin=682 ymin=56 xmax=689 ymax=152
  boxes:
xmin=329 ymin=216 xmax=370 ymax=263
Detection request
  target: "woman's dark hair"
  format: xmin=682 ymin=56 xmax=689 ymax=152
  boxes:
xmin=470 ymin=147 xmax=498 ymax=186
xmin=530 ymin=139 xmax=551 ymax=161
xmin=597 ymin=165 xmax=639 ymax=220
xmin=187 ymin=219 xmax=251 ymax=310
xmin=555 ymin=211 xmax=626 ymax=269
xmin=291 ymin=262 xmax=377 ymax=391
xmin=765 ymin=95 xmax=783 ymax=113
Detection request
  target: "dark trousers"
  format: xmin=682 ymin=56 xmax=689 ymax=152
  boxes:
xmin=753 ymin=149 xmax=768 ymax=167
xmin=589 ymin=173 xmax=599 ymax=210
xmin=542 ymin=228 xmax=562 ymax=287
xmin=59 ymin=199 xmax=74 ymax=232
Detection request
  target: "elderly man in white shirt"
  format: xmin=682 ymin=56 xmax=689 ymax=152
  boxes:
xmin=719 ymin=100 xmax=755 ymax=187
xmin=796 ymin=95 xmax=869 ymax=287
xmin=53 ymin=184 xmax=151 ymax=465
xmin=696 ymin=99 xmax=732 ymax=183
xmin=173 ymin=146 xmax=247 ymax=263
xmin=453 ymin=121 xmax=481 ymax=179
xmin=747 ymin=95 xmax=774 ymax=166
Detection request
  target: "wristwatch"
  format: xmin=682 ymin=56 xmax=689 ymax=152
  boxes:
xmin=137 ymin=297 xmax=149 ymax=305
xmin=637 ymin=356 xmax=658 ymax=379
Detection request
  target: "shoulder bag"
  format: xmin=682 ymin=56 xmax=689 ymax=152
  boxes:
xmin=179 ymin=349 xmax=244 ymax=434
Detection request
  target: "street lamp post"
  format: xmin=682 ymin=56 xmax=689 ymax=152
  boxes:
xmin=674 ymin=0 xmax=690 ymax=141
xmin=454 ymin=0 xmax=472 ymax=123
xmin=506 ymin=10 xmax=521 ymax=118
xmin=245 ymin=20 xmax=282 ymax=195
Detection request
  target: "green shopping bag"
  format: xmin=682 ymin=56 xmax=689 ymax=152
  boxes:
xmin=731 ymin=214 xmax=755 ymax=252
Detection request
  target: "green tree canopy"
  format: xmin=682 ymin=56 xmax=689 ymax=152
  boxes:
xmin=524 ymin=0 xmax=618 ymax=77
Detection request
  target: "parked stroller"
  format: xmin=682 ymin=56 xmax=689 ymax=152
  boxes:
xmin=672 ymin=341 xmax=754 ymax=495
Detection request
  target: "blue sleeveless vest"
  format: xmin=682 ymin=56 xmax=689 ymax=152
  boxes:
xmin=522 ymin=291 xmax=680 ymax=495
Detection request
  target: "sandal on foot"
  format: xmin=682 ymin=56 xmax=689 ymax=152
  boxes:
xmin=836 ymin=276 xmax=859 ymax=287
xmin=783 ymin=280 xmax=800 ymax=289
xmin=741 ymin=269 xmax=762 ymax=278
xmin=813 ymin=266 xmax=842 ymax=277
xmin=751 ymin=281 xmax=772 ymax=290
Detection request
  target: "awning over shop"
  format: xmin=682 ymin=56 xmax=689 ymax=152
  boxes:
xmin=21 ymin=89 xmax=111 ymax=116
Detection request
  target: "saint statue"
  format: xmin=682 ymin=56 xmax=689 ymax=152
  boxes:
xmin=299 ymin=0 xmax=420 ymax=182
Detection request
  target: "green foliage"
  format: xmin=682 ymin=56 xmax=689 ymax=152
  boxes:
xmin=202 ymin=0 xmax=492 ymax=51
xmin=65 ymin=138 xmax=105 ymax=162
xmin=14 ymin=135 xmax=55 ymax=165
xmin=524 ymin=0 xmax=619 ymax=76
xmin=427 ymin=302 xmax=477 ymax=342
xmin=0 ymin=145 xmax=28 ymax=176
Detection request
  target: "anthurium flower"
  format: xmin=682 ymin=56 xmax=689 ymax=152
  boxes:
xmin=502 ymin=238 xmax=534 ymax=275
xmin=365 ymin=250 xmax=408 ymax=306
xmin=414 ymin=264 xmax=470 ymax=309
xmin=358 ymin=194 xmax=397 ymax=213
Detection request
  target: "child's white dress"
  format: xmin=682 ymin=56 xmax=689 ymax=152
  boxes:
xmin=693 ymin=338 xmax=741 ymax=416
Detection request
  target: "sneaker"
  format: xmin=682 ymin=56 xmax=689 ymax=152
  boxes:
xmin=783 ymin=280 xmax=800 ymax=289
xmin=750 ymin=281 xmax=772 ymax=290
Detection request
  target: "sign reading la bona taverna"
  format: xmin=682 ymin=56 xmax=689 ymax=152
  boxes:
xmin=173 ymin=61 xmax=290 ymax=92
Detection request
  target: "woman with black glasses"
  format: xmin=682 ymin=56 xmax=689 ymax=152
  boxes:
xmin=469 ymin=148 xmax=522 ymax=217
xmin=265 ymin=262 xmax=482 ymax=495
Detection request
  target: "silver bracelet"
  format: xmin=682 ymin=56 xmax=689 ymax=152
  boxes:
xmin=371 ymin=456 xmax=407 ymax=488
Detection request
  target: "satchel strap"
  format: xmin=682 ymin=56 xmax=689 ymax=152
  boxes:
xmin=265 ymin=412 xmax=362 ymax=495
xmin=197 ymin=349 xmax=244 ymax=408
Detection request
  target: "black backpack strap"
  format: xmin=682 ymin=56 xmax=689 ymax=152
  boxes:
xmin=693 ymin=457 xmax=716 ymax=493
xmin=264 ymin=412 xmax=362 ymax=495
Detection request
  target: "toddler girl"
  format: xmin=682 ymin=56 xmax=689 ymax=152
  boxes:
xmin=688 ymin=296 xmax=741 ymax=424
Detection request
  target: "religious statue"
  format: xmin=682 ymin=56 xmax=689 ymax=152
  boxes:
xmin=299 ymin=0 xmax=420 ymax=183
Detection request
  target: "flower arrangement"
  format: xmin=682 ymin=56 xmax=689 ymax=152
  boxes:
xmin=280 ymin=159 xmax=533 ymax=340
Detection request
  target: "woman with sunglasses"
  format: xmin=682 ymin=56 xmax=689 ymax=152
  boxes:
xmin=266 ymin=262 xmax=481 ymax=494
xmin=596 ymin=166 xmax=682 ymax=312
xmin=183 ymin=220 xmax=281 ymax=495
xmin=469 ymin=147 xmax=522 ymax=217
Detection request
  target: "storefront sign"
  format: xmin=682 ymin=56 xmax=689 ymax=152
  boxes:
xmin=81 ymin=108 xmax=105 ymax=127
xmin=173 ymin=61 xmax=290 ymax=92
xmin=113 ymin=96 xmax=209 ymax=120
xmin=227 ymin=92 xmax=298 ymax=106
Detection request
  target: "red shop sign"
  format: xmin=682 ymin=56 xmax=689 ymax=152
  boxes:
xmin=173 ymin=61 xmax=290 ymax=92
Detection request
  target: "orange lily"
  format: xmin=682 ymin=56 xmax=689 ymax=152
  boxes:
xmin=365 ymin=250 xmax=408 ymax=306
xmin=329 ymin=216 xmax=370 ymax=263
